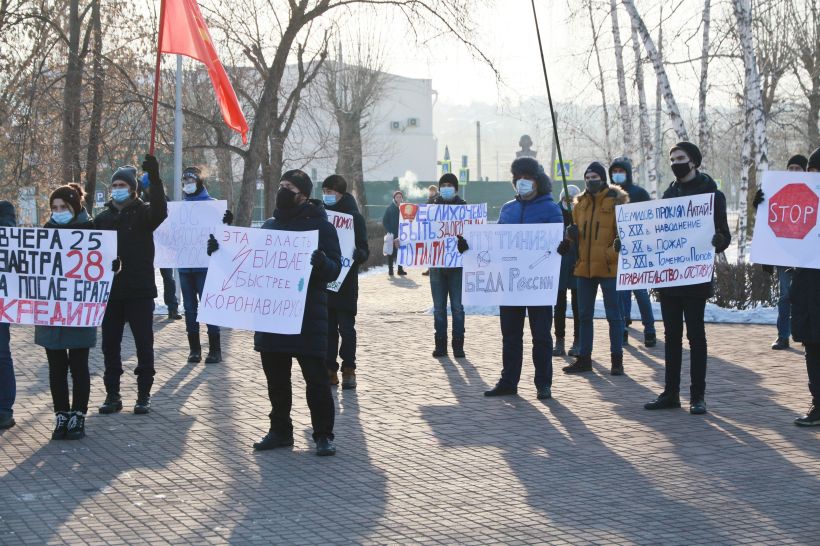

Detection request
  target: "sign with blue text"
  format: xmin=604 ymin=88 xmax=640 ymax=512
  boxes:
xmin=397 ymin=203 xmax=487 ymax=268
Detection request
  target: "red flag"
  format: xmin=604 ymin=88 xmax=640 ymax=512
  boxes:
xmin=153 ymin=0 xmax=248 ymax=145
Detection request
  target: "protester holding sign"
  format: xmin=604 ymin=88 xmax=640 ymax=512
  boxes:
xmin=559 ymin=162 xmax=628 ymax=377
xmin=322 ymin=175 xmax=369 ymax=389
xmin=0 ymin=201 xmax=16 ymax=430
xmin=32 ymin=184 xmax=97 ymax=440
xmin=94 ymin=155 xmax=168 ymax=416
xmin=554 ymin=184 xmax=580 ymax=357
xmin=644 ymin=142 xmax=730 ymax=416
xmin=177 ymin=167 xmax=232 ymax=365
xmin=382 ymin=190 xmax=406 ymax=277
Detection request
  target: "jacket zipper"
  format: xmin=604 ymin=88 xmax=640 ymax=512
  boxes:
xmin=595 ymin=221 xmax=600 ymax=240
xmin=586 ymin=196 xmax=596 ymax=276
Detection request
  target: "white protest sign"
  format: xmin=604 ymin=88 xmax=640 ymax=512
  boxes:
xmin=326 ymin=211 xmax=355 ymax=293
xmin=750 ymin=171 xmax=820 ymax=268
xmin=153 ymin=200 xmax=227 ymax=268
xmin=0 ymin=227 xmax=117 ymax=327
xmin=461 ymin=223 xmax=563 ymax=306
xmin=196 ymin=227 xmax=317 ymax=334
xmin=397 ymin=203 xmax=488 ymax=268
xmin=616 ymin=193 xmax=716 ymax=290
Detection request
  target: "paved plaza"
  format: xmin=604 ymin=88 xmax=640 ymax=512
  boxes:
xmin=1 ymin=272 xmax=819 ymax=545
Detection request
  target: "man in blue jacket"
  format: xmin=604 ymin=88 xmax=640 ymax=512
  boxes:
xmin=0 ymin=201 xmax=16 ymax=429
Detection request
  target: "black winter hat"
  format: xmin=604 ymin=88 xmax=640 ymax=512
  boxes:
xmin=322 ymin=174 xmax=347 ymax=194
xmin=281 ymin=169 xmax=313 ymax=196
xmin=670 ymin=142 xmax=702 ymax=168
xmin=788 ymin=154 xmax=809 ymax=171
xmin=111 ymin=165 xmax=138 ymax=190
xmin=438 ymin=172 xmax=459 ymax=192
xmin=809 ymin=147 xmax=820 ymax=172
xmin=50 ymin=183 xmax=86 ymax=215
xmin=511 ymin=157 xmax=552 ymax=195
xmin=609 ymin=156 xmax=633 ymax=184
xmin=584 ymin=161 xmax=608 ymax=183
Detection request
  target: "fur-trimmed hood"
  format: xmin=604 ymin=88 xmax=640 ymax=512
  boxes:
xmin=574 ymin=184 xmax=629 ymax=206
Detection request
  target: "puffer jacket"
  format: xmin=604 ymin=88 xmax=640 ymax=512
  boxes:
xmin=326 ymin=193 xmax=369 ymax=315
xmin=498 ymin=192 xmax=563 ymax=225
xmin=790 ymin=268 xmax=820 ymax=344
xmin=34 ymin=210 xmax=98 ymax=350
xmin=572 ymin=185 xmax=629 ymax=278
xmin=253 ymin=200 xmax=342 ymax=358
xmin=382 ymin=202 xmax=400 ymax=236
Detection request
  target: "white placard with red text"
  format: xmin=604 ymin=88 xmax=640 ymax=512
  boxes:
xmin=326 ymin=211 xmax=355 ymax=292
xmin=397 ymin=203 xmax=488 ymax=268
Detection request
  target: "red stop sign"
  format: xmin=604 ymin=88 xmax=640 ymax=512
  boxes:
xmin=768 ymin=183 xmax=819 ymax=239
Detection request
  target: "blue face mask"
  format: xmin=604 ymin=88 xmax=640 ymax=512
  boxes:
xmin=111 ymin=188 xmax=131 ymax=203
xmin=516 ymin=179 xmax=534 ymax=195
xmin=322 ymin=194 xmax=338 ymax=206
xmin=611 ymin=172 xmax=627 ymax=185
xmin=440 ymin=187 xmax=456 ymax=200
xmin=51 ymin=210 xmax=73 ymax=225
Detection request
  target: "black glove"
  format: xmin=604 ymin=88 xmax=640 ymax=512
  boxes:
xmin=557 ymin=240 xmax=571 ymax=256
xmin=206 ymin=234 xmax=219 ymax=256
xmin=311 ymin=249 xmax=327 ymax=271
xmin=223 ymin=210 xmax=234 ymax=225
xmin=111 ymin=258 xmax=121 ymax=273
xmin=712 ymin=232 xmax=728 ymax=249
xmin=613 ymin=238 xmax=622 ymax=253
xmin=752 ymin=188 xmax=765 ymax=209
xmin=565 ymin=224 xmax=579 ymax=241
xmin=762 ymin=264 xmax=775 ymax=275
xmin=141 ymin=154 xmax=161 ymax=185
xmin=456 ymin=235 xmax=469 ymax=254
xmin=352 ymin=248 xmax=368 ymax=264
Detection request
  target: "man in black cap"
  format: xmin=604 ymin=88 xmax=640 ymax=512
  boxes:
xmin=644 ymin=142 xmax=730 ymax=415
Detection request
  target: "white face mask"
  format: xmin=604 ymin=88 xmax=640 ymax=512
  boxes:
xmin=183 ymin=182 xmax=197 ymax=194
xmin=516 ymin=179 xmax=534 ymax=196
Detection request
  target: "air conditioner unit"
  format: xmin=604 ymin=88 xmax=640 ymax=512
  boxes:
xmin=407 ymin=117 xmax=419 ymax=128
xmin=390 ymin=121 xmax=401 ymax=130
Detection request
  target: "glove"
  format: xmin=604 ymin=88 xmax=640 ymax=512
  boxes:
xmin=613 ymin=238 xmax=622 ymax=252
xmin=712 ymin=232 xmax=728 ymax=249
xmin=352 ymin=248 xmax=368 ymax=264
xmin=311 ymin=249 xmax=327 ymax=271
xmin=141 ymin=154 xmax=161 ymax=185
xmin=557 ymin=240 xmax=571 ymax=256
xmin=762 ymin=264 xmax=775 ymax=275
xmin=565 ymin=224 xmax=579 ymax=241
xmin=111 ymin=258 xmax=121 ymax=273
xmin=223 ymin=210 xmax=234 ymax=225
xmin=456 ymin=235 xmax=469 ymax=254
xmin=206 ymin=234 xmax=219 ymax=256
xmin=752 ymin=188 xmax=765 ymax=209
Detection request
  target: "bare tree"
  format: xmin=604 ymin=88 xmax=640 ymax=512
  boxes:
xmin=653 ymin=5 xmax=663 ymax=196
xmin=588 ymin=1 xmax=613 ymax=160
xmin=788 ymin=0 xmax=820 ymax=144
xmin=84 ymin=0 xmax=103 ymax=211
xmin=609 ymin=0 xmax=633 ymax=157
xmin=697 ymin=0 xmax=711 ymax=152
xmin=630 ymin=18 xmax=656 ymax=194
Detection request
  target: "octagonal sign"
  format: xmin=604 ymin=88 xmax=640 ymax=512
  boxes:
xmin=768 ymin=183 xmax=819 ymax=239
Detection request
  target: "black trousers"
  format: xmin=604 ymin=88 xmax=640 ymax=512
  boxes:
xmin=499 ymin=306 xmax=553 ymax=389
xmin=806 ymin=342 xmax=820 ymax=405
xmin=554 ymin=287 xmax=579 ymax=341
xmin=260 ymin=352 xmax=334 ymax=441
xmin=326 ymin=308 xmax=357 ymax=372
xmin=102 ymin=298 xmax=156 ymax=396
xmin=46 ymin=348 xmax=90 ymax=414
xmin=660 ymin=294 xmax=707 ymax=400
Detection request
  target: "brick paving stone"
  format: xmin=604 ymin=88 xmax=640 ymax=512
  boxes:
xmin=1 ymin=272 xmax=819 ymax=544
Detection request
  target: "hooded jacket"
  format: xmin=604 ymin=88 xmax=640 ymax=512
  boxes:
xmin=658 ymin=171 xmax=731 ymax=299
xmin=325 ymin=193 xmax=369 ymax=314
xmin=498 ymin=192 xmax=563 ymax=225
xmin=609 ymin=158 xmax=651 ymax=204
xmin=253 ymin=200 xmax=342 ymax=358
xmin=382 ymin=200 xmax=400 ymax=236
xmin=34 ymin=209 xmax=98 ymax=350
xmin=572 ymin=185 xmax=629 ymax=278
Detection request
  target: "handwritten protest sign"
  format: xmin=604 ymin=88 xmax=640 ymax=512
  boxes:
xmin=397 ymin=203 xmax=487 ymax=268
xmin=154 ymin=200 xmax=227 ymax=268
xmin=750 ymin=171 xmax=820 ymax=268
xmin=616 ymin=193 xmax=715 ymax=290
xmin=461 ymin=223 xmax=563 ymax=306
xmin=0 ymin=227 xmax=117 ymax=326
xmin=197 ymin=227 xmax=317 ymax=334
xmin=327 ymin=211 xmax=355 ymax=293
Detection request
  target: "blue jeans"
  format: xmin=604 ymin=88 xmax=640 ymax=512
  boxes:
xmin=777 ymin=266 xmax=792 ymax=340
xmin=619 ymin=289 xmax=656 ymax=335
xmin=577 ymin=277 xmax=623 ymax=357
xmin=429 ymin=268 xmax=465 ymax=339
xmin=179 ymin=270 xmax=219 ymax=336
xmin=499 ymin=306 xmax=553 ymax=389
xmin=160 ymin=268 xmax=179 ymax=312
xmin=0 ymin=323 xmax=14 ymax=416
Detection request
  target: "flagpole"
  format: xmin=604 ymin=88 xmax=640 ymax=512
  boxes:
xmin=149 ymin=0 xmax=167 ymax=155
xmin=174 ymin=55 xmax=183 ymax=202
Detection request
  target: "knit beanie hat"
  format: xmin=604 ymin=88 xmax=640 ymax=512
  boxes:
xmin=787 ymin=154 xmax=809 ymax=171
xmin=392 ymin=189 xmax=404 ymax=201
xmin=111 ymin=165 xmax=138 ymax=190
xmin=670 ymin=142 xmax=703 ymax=168
xmin=809 ymin=147 xmax=820 ymax=172
xmin=322 ymin=174 xmax=347 ymax=194
xmin=281 ymin=169 xmax=313 ymax=197
xmin=49 ymin=183 xmax=85 ymax=215
xmin=584 ymin=161 xmax=608 ymax=183
xmin=438 ymin=172 xmax=459 ymax=192
xmin=183 ymin=166 xmax=204 ymax=183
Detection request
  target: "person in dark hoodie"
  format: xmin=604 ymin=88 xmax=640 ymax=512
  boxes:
xmin=321 ymin=174 xmax=369 ymax=389
xmin=609 ymin=157 xmax=657 ymax=348
xmin=644 ymin=142 xmax=730 ymax=415
xmin=94 ymin=155 xmax=167 ymax=415
xmin=459 ymin=157 xmax=563 ymax=400
xmin=382 ymin=190 xmax=406 ymax=276
xmin=208 ymin=170 xmax=342 ymax=455
xmin=554 ymin=184 xmax=581 ymax=357
xmin=430 ymin=173 xmax=468 ymax=358
xmin=35 ymin=184 xmax=96 ymax=440
xmin=177 ymin=166 xmax=233 ymax=365
xmin=0 ymin=201 xmax=16 ymax=430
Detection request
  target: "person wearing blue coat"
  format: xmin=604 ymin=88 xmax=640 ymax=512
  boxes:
xmin=0 ymin=201 xmax=16 ymax=430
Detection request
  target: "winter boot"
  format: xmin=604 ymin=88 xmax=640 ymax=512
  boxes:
xmin=562 ymin=355 xmax=592 ymax=374
xmin=397 ymin=266 xmax=407 ymax=276
xmin=134 ymin=394 xmax=151 ymax=415
xmin=388 ymin=266 xmax=394 ymax=277
xmin=168 ymin=308 xmax=182 ymax=321
xmin=187 ymin=333 xmax=202 ymax=363
xmin=65 ymin=412 xmax=86 ymax=440
xmin=452 ymin=338 xmax=466 ymax=358
xmin=568 ymin=341 xmax=580 ymax=357
xmin=644 ymin=333 xmax=657 ymax=348
xmin=794 ymin=404 xmax=820 ymax=426
xmin=771 ymin=338 xmax=789 ymax=350
xmin=98 ymin=393 xmax=122 ymax=414
xmin=315 ymin=437 xmax=337 ymax=456
xmin=51 ymin=412 xmax=69 ymax=440
xmin=341 ymin=367 xmax=357 ymax=390
xmin=329 ymin=369 xmax=339 ymax=387
xmin=0 ymin=413 xmax=14 ymax=430
xmin=623 ymin=330 xmax=629 ymax=344
xmin=610 ymin=353 xmax=624 ymax=376
xmin=553 ymin=337 xmax=566 ymax=356
xmin=253 ymin=430 xmax=294 ymax=450
xmin=644 ymin=392 xmax=681 ymax=410
xmin=205 ymin=333 xmax=223 ymax=364
xmin=432 ymin=337 xmax=448 ymax=357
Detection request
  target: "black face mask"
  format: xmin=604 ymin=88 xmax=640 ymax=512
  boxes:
xmin=276 ymin=187 xmax=299 ymax=209
xmin=671 ymin=162 xmax=693 ymax=180
xmin=585 ymin=179 xmax=605 ymax=194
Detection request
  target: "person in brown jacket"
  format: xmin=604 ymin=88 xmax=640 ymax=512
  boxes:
xmin=558 ymin=162 xmax=628 ymax=375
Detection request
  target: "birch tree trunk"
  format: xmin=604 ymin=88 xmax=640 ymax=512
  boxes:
xmin=736 ymin=99 xmax=753 ymax=264
xmin=589 ymin=1 xmax=613 ymax=160
xmin=697 ymin=0 xmax=712 ymax=152
xmin=621 ymin=0 xmax=688 ymax=141
xmin=631 ymin=19 xmax=656 ymax=192
xmin=84 ymin=0 xmax=103 ymax=213
xmin=61 ymin=0 xmax=85 ymax=185
xmin=610 ymin=0 xmax=633 ymax=157
xmin=652 ymin=5 xmax=664 ymax=198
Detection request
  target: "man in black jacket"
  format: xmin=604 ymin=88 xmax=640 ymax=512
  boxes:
xmin=321 ymin=175 xmax=369 ymax=390
xmin=94 ymin=155 xmax=167 ymax=415
xmin=644 ymin=142 xmax=731 ymax=415
xmin=0 ymin=201 xmax=17 ymax=429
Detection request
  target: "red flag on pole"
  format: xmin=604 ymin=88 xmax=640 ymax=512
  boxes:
xmin=149 ymin=0 xmax=249 ymax=153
